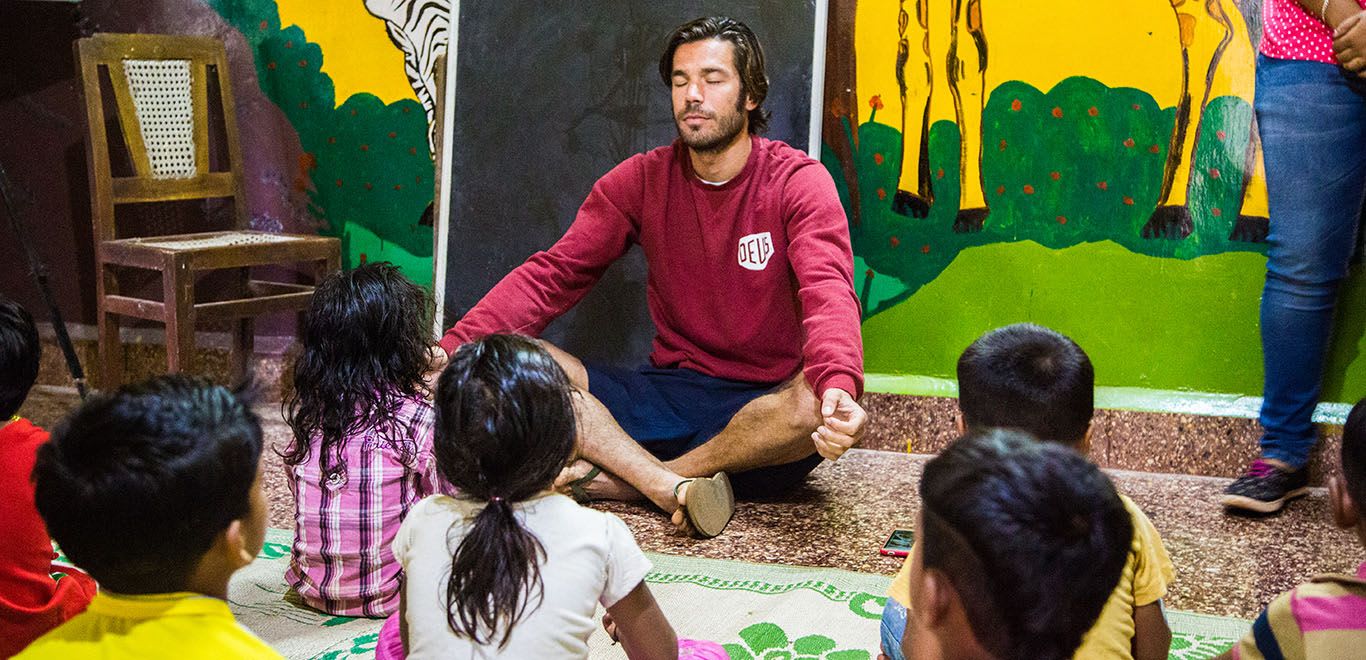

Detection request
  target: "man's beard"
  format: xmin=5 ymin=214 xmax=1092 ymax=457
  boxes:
xmin=675 ymin=99 xmax=748 ymax=153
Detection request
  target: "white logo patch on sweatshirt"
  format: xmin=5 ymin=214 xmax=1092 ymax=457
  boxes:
xmin=737 ymin=232 xmax=774 ymax=271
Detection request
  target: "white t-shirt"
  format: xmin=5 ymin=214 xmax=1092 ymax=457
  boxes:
xmin=393 ymin=493 xmax=653 ymax=659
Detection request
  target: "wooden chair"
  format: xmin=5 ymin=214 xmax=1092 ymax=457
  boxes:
xmin=75 ymin=33 xmax=339 ymax=387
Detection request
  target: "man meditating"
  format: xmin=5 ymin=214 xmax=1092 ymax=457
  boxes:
xmin=435 ymin=16 xmax=867 ymax=537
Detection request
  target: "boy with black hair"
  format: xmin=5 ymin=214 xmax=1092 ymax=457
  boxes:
xmin=881 ymin=323 xmax=1175 ymax=660
xmin=901 ymin=429 xmax=1134 ymax=660
xmin=17 ymin=375 xmax=279 ymax=658
xmin=0 ymin=296 xmax=94 ymax=657
xmin=1217 ymin=395 xmax=1366 ymax=659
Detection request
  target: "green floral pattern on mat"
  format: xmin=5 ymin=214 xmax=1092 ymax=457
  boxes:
xmin=308 ymin=633 xmax=377 ymax=660
xmin=646 ymin=571 xmax=886 ymax=620
xmin=724 ymin=623 xmax=870 ymax=660
xmin=1169 ymin=632 xmax=1235 ymax=660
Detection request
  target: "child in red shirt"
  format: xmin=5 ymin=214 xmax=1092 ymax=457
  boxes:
xmin=0 ymin=296 xmax=94 ymax=657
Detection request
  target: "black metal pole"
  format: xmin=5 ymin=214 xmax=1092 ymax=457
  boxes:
xmin=0 ymin=159 xmax=89 ymax=399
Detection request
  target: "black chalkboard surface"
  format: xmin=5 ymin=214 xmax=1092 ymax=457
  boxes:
xmin=435 ymin=1 xmax=823 ymax=368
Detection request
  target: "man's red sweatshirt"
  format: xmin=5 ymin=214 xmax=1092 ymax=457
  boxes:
xmin=441 ymin=136 xmax=863 ymax=398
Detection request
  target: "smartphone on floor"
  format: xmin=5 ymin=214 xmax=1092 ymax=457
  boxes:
xmin=880 ymin=529 xmax=914 ymax=557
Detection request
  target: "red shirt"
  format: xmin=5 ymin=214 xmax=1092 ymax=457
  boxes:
xmin=1261 ymin=0 xmax=1366 ymax=63
xmin=0 ymin=418 xmax=94 ymax=657
xmin=441 ymin=136 xmax=864 ymax=398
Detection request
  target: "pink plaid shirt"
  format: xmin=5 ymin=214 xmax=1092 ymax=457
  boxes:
xmin=285 ymin=395 xmax=441 ymax=617
xmin=1262 ymin=0 xmax=1366 ymax=63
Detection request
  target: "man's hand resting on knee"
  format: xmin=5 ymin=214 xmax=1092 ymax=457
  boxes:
xmin=812 ymin=388 xmax=867 ymax=461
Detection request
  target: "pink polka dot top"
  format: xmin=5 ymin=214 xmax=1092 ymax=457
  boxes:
xmin=1261 ymin=0 xmax=1366 ymax=63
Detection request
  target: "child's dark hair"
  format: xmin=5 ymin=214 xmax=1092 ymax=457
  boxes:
xmin=31 ymin=375 xmax=263 ymax=594
xmin=919 ymin=429 xmax=1132 ymax=660
xmin=0 ymin=295 xmax=40 ymax=419
xmin=433 ymin=334 xmax=577 ymax=648
xmin=1342 ymin=397 xmax=1366 ymax=510
xmin=957 ymin=323 xmax=1095 ymax=445
xmin=284 ymin=262 xmax=432 ymax=480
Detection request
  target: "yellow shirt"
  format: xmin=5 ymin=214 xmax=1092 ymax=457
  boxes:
xmin=887 ymin=494 xmax=1174 ymax=660
xmin=15 ymin=591 xmax=282 ymax=659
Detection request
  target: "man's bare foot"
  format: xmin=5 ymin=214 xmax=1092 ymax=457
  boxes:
xmin=554 ymin=459 xmax=649 ymax=503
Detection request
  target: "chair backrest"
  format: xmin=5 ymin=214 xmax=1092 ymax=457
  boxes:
xmin=75 ymin=33 xmax=248 ymax=243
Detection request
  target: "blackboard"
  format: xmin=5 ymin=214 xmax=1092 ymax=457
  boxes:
xmin=434 ymin=1 xmax=825 ymax=367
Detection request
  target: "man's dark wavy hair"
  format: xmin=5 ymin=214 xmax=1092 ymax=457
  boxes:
xmin=659 ymin=16 xmax=770 ymax=134
xmin=919 ymin=429 xmax=1132 ymax=660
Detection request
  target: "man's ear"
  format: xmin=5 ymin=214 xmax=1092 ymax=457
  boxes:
xmin=1329 ymin=475 xmax=1361 ymax=530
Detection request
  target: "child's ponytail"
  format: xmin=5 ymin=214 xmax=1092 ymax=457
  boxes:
xmin=432 ymin=334 xmax=578 ymax=647
xmin=445 ymin=497 xmax=545 ymax=647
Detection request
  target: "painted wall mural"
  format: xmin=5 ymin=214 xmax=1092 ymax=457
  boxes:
xmin=205 ymin=0 xmax=438 ymax=286
xmin=824 ymin=0 xmax=1366 ymax=401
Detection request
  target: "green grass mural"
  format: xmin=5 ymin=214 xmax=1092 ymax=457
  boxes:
xmin=208 ymin=0 xmax=434 ymax=286
xmin=833 ymin=76 xmax=1366 ymax=401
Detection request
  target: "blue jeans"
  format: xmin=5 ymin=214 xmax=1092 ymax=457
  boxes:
xmin=880 ymin=598 xmax=907 ymax=660
xmin=1256 ymin=55 xmax=1366 ymax=468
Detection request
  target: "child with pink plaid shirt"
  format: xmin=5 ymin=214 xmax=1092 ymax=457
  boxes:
xmin=282 ymin=263 xmax=444 ymax=618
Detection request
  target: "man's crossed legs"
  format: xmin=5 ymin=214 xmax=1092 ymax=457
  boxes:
xmin=540 ymin=341 xmax=863 ymax=536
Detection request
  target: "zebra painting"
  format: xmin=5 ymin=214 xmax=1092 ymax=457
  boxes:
xmin=363 ymin=0 xmax=450 ymax=151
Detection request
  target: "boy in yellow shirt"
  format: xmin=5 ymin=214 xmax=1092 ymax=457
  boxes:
xmin=880 ymin=324 xmax=1175 ymax=660
xmin=16 ymin=376 xmax=280 ymax=659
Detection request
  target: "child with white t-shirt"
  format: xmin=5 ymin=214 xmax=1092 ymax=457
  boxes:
xmin=381 ymin=334 xmax=723 ymax=659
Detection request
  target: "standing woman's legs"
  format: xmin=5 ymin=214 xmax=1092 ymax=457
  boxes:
xmin=1232 ymin=56 xmax=1366 ymax=511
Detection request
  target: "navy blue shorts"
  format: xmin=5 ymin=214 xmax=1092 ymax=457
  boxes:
xmin=584 ymin=364 xmax=823 ymax=498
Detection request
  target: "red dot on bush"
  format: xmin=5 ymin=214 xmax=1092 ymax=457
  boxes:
xmin=936 ymin=168 xmax=945 ymax=179
xmin=1212 ymin=207 xmax=1223 ymax=217
xmin=1123 ymin=138 xmax=1135 ymax=148
xmin=1057 ymin=216 xmax=1068 ymax=224
xmin=877 ymin=188 xmax=887 ymax=200
xmin=1149 ymin=144 xmax=1161 ymax=153
xmin=921 ymin=244 xmax=931 ymax=254
xmin=1123 ymin=196 xmax=1134 ymax=206
xmin=1011 ymin=99 xmax=1022 ymax=111
xmin=1097 ymin=181 xmax=1108 ymax=190
xmin=1023 ymin=184 xmax=1035 ymax=195
xmin=1052 ymin=107 xmax=1064 ymax=118
xmin=995 ymin=185 xmax=1006 ymax=195
xmin=1209 ymin=168 xmax=1221 ymax=179
xmin=874 ymin=153 xmax=884 ymax=165
xmin=1050 ymin=171 xmax=1060 ymax=181
xmin=890 ymin=236 xmax=901 ymax=247
xmin=999 ymin=139 xmax=1008 ymax=151
xmin=1088 ymin=107 xmax=1099 ymax=117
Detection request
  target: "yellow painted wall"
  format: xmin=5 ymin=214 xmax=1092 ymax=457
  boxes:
xmin=275 ymin=0 xmax=416 ymax=105
xmin=854 ymin=0 xmax=1266 ymax=213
